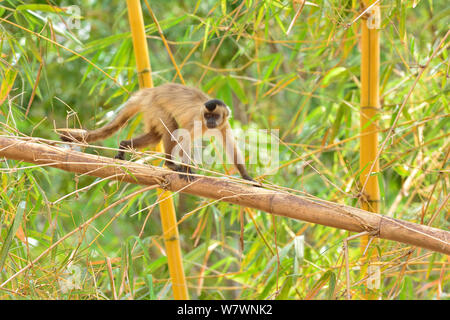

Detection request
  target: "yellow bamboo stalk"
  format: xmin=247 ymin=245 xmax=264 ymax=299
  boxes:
xmin=127 ymin=0 xmax=153 ymax=88
xmin=360 ymin=1 xmax=380 ymax=211
xmin=359 ymin=0 xmax=381 ymax=298
xmin=126 ymin=0 xmax=189 ymax=300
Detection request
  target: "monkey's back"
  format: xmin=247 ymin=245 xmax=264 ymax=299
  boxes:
xmin=130 ymin=83 xmax=210 ymax=133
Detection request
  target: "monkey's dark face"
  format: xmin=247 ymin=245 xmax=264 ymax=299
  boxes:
xmin=204 ymin=112 xmax=222 ymax=129
xmin=202 ymin=99 xmax=230 ymax=129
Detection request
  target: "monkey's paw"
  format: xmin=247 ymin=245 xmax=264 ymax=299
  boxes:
xmin=242 ymin=175 xmax=263 ymax=188
xmin=114 ymin=152 xmax=125 ymax=160
xmin=176 ymin=166 xmax=195 ymax=182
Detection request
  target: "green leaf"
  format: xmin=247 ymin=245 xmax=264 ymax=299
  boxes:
xmin=263 ymin=53 xmax=281 ymax=82
xmin=203 ymin=18 xmax=211 ymax=52
xmin=322 ymin=67 xmax=347 ymax=86
xmin=326 ymin=271 xmax=336 ymax=299
xmin=147 ymin=255 xmax=167 ymax=273
xmin=330 ymin=103 xmax=344 ymax=141
xmin=221 ymin=0 xmax=227 ymax=15
xmin=227 ymin=77 xmax=248 ymax=104
xmin=146 ymin=275 xmax=156 ymax=300
xmin=16 ymin=4 xmax=65 ymax=14
xmin=273 ymin=14 xmax=286 ymax=34
xmin=276 ymin=276 xmax=292 ymax=300
xmin=310 ymin=270 xmax=334 ymax=299
xmin=218 ymin=82 xmax=233 ymax=107
xmin=0 ymin=201 xmax=26 ymax=271
xmin=254 ymin=6 xmax=265 ymax=31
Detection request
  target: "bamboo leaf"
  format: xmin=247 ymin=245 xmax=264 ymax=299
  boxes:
xmin=0 ymin=201 xmax=26 ymax=271
xmin=221 ymin=0 xmax=227 ymax=16
xmin=322 ymin=67 xmax=347 ymax=86
xmin=16 ymin=4 xmax=66 ymax=14
xmin=0 ymin=69 xmax=18 ymax=105
xmin=203 ymin=18 xmax=211 ymax=52
xmin=305 ymin=270 xmax=334 ymax=299
xmin=227 ymin=76 xmax=248 ymax=103
xmin=146 ymin=275 xmax=156 ymax=300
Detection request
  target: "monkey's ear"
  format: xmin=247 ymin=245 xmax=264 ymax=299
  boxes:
xmin=226 ymin=105 xmax=232 ymax=118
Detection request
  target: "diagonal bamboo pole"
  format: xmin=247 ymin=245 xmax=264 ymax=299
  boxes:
xmin=0 ymin=136 xmax=449 ymax=256
xmin=359 ymin=0 xmax=381 ymax=298
xmin=126 ymin=0 xmax=188 ymax=299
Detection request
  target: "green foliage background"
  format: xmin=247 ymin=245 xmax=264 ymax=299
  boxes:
xmin=0 ymin=0 xmax=448 ymax=299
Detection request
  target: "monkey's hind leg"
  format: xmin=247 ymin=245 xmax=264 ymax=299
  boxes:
xmin=115 ymin=130 xmax=161 ymax=160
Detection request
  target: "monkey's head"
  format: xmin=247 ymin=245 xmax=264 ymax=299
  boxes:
xmin=202 ymin=99 xmax=231 ymax=129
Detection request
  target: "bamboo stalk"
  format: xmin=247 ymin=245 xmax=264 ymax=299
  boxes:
xmin=360 ymin=0 xmax=380 ymax=213
xmin=0 ymin=136 xmax=449 ymax=255
xmin=127 ymin=0 xmax=153 ymax=89
xmin=126 ymin=0 xmax=188 ymax=300
xmin=359 ymin=0 xmax=381 ymax=298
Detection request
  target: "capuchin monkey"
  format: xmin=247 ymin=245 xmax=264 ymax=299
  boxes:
xmin=57 ymin=83 xmax=254 ymax=182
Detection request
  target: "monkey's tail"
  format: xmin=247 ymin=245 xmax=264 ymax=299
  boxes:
xmin=57 ymin=101 xmax=142 ymax=143
xmin=83 ymin=102 xmax=142 ymax=142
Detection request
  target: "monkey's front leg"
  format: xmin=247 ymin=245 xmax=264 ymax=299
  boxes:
xmin=221 ymin=127 xmax=261 ymax=186
xmin=162 ymin=131 xmax=195 ymax=182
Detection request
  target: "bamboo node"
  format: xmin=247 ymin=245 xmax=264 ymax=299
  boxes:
xmin=137 ymin=68 xmax=151 ymax=75
xmin=361 ymin=106 xmax=381 ymax=111
xmin=369 ymin=228 xmax=380 ymax=238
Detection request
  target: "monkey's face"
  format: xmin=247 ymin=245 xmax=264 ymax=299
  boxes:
xmin=202 ymin=99 xmax=230 ymax=129
xmin=204 ymin=111 xmax=223 ymax=129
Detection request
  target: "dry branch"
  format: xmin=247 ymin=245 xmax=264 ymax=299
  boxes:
xmin=0 ymin=136 xmax=449 ymax=255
